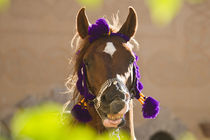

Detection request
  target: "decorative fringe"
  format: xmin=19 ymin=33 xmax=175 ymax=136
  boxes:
xmin=138 ymin=93 xmax=160 ymax=119
xmin=71 ymin=98 xmax=92 ymax=123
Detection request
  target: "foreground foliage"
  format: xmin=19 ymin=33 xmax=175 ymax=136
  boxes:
xmin=3 ymin=103 xmax=129 ymax=140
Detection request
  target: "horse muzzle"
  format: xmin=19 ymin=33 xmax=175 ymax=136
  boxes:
xmin=93 ymin=78 xmax=131 ymax=128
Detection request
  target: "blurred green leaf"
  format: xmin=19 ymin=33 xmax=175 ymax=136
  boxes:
xmin=0 ymin=0 xmax=10 ymax=12
xmin=68 ymin=125 xmax=96 ymax=140
xmin=0 ymin=136 xmax=7 ymax=140
xmin=146 ymin=0 xmax=183 ymax=26
xmin=77 ymin=0 xmax=103 ymax=9
xmin=11 ymin=103 xmax=69 ymax=140
xmin=11 ymin=102 xmax=129 ymax=140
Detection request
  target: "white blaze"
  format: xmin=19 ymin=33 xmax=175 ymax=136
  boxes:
xmin=116 ymin=64 xmax=133 ymax=84
xmin=103 ymin=42 xmax=116 ymax=57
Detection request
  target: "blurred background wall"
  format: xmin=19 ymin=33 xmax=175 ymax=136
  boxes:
xmin=0 ymin=0 xmax=210 ymax=139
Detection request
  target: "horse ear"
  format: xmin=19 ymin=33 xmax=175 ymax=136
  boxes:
xmin=77 ymin=8 xmax=89 ymax=39
xmin=118 ymin=7 xmax=137 ymax=38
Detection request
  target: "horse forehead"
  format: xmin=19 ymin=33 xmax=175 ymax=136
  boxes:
xmin=103 ymin=42 xmax=117 ymax=57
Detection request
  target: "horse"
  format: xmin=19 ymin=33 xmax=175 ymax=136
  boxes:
xmin=66 ymin=7 xmax=159 ymax=140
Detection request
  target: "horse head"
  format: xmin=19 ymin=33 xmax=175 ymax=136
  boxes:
xmin=70 ymin=7 xmax=159 ymax=130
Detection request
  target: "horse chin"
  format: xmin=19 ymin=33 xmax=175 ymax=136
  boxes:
xmin=101 ymin=103 xmax=129 ymax=128
xmin=103 ymin=117 xmax=123 ymax=128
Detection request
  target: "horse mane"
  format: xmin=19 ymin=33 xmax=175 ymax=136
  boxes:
xmin=64 ymin=13 xmax=139 ymax=112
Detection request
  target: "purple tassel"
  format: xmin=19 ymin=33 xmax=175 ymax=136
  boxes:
xmin=142 ymin=97 xmax=160 ymax=119
xmin=71 ymin=104 xmax=92 ymax=123
xmin=77 ymin=63 xmax=95 ymax=100
xmin=133 ymin=54 xmax=143 ymax=99
xmin=134 ymin=53 xmax=160 ymax=118
xmin=73 ymin=63 xmax=95 ymax=123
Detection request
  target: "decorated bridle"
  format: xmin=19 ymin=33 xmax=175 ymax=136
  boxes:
xmin=71 ymin=18 xmax=159 ymax=123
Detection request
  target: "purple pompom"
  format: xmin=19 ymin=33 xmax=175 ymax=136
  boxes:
xmin=88 ymin=18 xmax=130 ymax=43
xmin=142 ymin=97 xmax=159 ymax=119
xmin=71 ymin=104 xmax=92 ymax=123
xmin=88 ymin=18 xmax=109 ymax=43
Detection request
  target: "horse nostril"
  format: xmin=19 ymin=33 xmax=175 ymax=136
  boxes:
xmin=110 ymin=100 xmax=125 ymax=114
